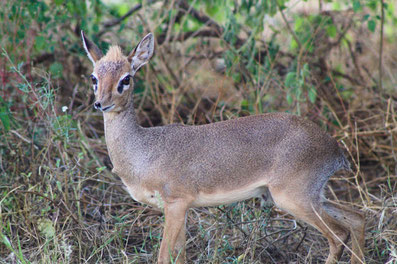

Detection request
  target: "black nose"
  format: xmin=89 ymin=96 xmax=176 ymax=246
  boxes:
xmin=94 ymin=102 xmax=101 ymax=109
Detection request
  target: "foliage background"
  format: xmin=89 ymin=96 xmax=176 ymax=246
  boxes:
xmin=0 ymin=0 xmax=396 ymax=263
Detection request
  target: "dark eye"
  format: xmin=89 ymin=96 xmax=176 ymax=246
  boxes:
xmin=121 ymin=75 xmax=130 ymax=85
xmin=90 ymin=75 xmax=97 ymax=85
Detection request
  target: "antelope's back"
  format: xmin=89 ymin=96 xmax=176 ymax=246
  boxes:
xmin=142 ymin=113 xmax=346 ymax=194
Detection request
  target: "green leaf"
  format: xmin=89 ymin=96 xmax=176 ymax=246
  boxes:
xmin=332 ymin=2 xmax=342 ymax=11
xmin=232 ymin=73 xmax=241 ymax=83
xmin=367 ymin=0 xmax=377 ymax=11
xmin=353 ymin=0 xmax=362 ymax=12
xmin=34 ymin=35 xmax=47 ymax=51
xmin=0 ymin=97 xmax=11 ymax=132
xmin=286 ymin=94 xmax=293 ymax=105
xmin=56 ymin=181 xmax=62 ymax=192
xmin=0 ymin=233 xmax=12 ymax=249
xmin=300 ymin=63 xmax=310 ymax=78
xmin=56 ymin=158 xmax=61 ymax=168
xmin=241 ymin=99 xmax=248 ymax=109
xmin=54 ymin=0 xmax=64 ymax=6
xmin=294 ymin=17 xmax=304 ymax=31
xmin=16 ymin=83 xmax=29 ymax=93
xmin=326 ymin=25 xmax=337 ymax=38
xmin=205 ymin=4 xmax=220 ymax=17
xmin=96 ymin=166 xmax=107 ymax=172
xmin=285 ymin=72 xmax=297 ymax=88
xmin=49 ymin=62 xmax=63 ymax=78
xmin=308 ymin=86 xmax=317 ymax=103
xmin=296 ymin=86 xmax=302 ymax=99
xmin=0 ymin=108 xmax=10 ymax=132
xmin=367 ymin=19 xmax=376 ymax=32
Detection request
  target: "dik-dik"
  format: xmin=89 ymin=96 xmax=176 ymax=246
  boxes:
xmin=81 ymin=31 xmax=365 ymax=264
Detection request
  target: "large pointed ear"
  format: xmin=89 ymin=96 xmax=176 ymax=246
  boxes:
xmin=81 ymin=31 xmax=103 ymax=65
xmin=127 ymin=33 xmax=154 ymax=75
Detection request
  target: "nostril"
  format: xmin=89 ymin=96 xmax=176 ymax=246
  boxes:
xmin=94 ymin=102 xmax=101 ymax=109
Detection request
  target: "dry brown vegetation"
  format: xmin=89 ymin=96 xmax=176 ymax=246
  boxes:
xmin=0 ymin=0 xmax=396 ymax=263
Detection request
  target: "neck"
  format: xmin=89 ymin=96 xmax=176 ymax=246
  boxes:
xmin=103 ymin=95 xmax=138 ymax=126
xmin=102 ymin=97 xmax=143 ymax=176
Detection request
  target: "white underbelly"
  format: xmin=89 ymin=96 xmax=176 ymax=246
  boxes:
xmin=193 ymin=184 xmax=268 ymax=207
xmin=121 ymin=178 xmax=270 ymax=209
xmin=122 ymin=182 xmax=163 ymax=209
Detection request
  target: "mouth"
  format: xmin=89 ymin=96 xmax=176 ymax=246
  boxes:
xmin=101 ymin=104 xmax=115 ymax=112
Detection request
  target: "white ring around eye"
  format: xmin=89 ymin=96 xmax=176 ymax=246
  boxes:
xmin=117 ymin=72 xmax=131 ymax=92
xmin=118 ymin=73 xmax=130 ymax=81
xmin=91 ymin=72 xmax=99 ymax=93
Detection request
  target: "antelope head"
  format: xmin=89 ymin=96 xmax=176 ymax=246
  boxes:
xmin=81 ymin=31 xmax=154 ymax=112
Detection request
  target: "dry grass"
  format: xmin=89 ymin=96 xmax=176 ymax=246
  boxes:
xmin=1 ymin=1 xmax=396 ymax=263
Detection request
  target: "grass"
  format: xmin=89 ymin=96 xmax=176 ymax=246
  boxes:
xmin=1 ymin=0 xmax=397 ymax=263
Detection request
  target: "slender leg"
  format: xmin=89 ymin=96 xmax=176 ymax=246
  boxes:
xmin=158 ymin=201 xmax=189 ymax=264
xmin=269 ymin=186 xmax=364 ymax=264
xmin=174 ymin=212 xmax=187 ymax=263
xmin=322 ymin=201 xmax=365 ymax=264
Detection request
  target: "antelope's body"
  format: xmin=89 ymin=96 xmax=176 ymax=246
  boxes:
xmin=82 ymin=32 xmax=365 ymax=264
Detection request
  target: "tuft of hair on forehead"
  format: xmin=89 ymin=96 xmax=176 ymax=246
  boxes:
xmin=95 ymin=46 xmax=130 ymax=77
xmin=102 ymin=46 xmax=126 ymax=61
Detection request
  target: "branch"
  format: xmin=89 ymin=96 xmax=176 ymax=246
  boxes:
xmin=378 ymin=0 xmax=384 ymax=91
xmin=327 ymin=10 xmax=355 ymax=48
xmin=331 ymin=69 xmax=361 ymax=85
xmin=104 ymin=5 xmax=142 ymax=28
xmin=278 ymin=4 xmax=302 ymax=50
xmin=98 ymin=0 xmax=157 ymax=36
xmin=105 ymin=0 xmax=156 ymax=27
xmin=178 ymin=0 xmax=223 ymax=34
xmin=165 ymin=1 xmax=250 ymax=47
xmin=157 ymin=29 xmax=221 ymax=45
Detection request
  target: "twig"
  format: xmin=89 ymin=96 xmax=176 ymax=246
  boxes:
xmin=103 ymin=0 xmax=156 ymax=28
xmin=328 ymin=13 xmax=355 ymax=48
xmin=216 ymin=207 xmax=248 ymax=238
xmin=98 ymin=0 xmax=157 ymax=36
xmin=311 ymin=203 xmax=365 ymax=264
xmin=17 ymin=190 xmax=79 ymax=223
xmin=278 ymin=4 xmax=301 ymax=50
xmin=345 ymin=38 xmax=364 ymax=83
xmin=378 ymin=0 xmax=384 ymax=91
xmin=331 ymin=69 xmax=360 ymax=85
xmin=68 ymin=84 xmax=79 ymax=115
xmin=157 ymin=29 xmax=220 ymax=45
xmin=162 ymin=0 xmax=178 ymax=45
xmin=178 ymin=0 xmax=223 ymax=34
xmin=10 ymin=130 xmax=39 ymax=150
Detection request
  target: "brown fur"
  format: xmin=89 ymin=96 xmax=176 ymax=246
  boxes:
xmin=82 ymin=32 xmax=365 ymax=264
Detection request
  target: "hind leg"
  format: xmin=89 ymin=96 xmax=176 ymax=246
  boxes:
xmin=323 ymin=200 xmax=365 ymax=263
xmin=269 ymin=186 xmax=363 ymax=264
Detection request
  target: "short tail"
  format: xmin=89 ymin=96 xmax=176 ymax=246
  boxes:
xmin=338 ymin=153 xmax=352 ymax=172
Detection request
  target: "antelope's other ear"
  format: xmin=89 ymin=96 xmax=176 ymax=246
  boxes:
xmin=127 ymin=33 xmax=154 ymax=75
xmin=81 ymin=30 xmax=103 ymax=65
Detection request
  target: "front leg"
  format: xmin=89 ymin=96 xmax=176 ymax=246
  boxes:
xmin=174 ymin=212 xmax=187 ymax=263
xmin=158 ymin=200 xmax=189 ymax=264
